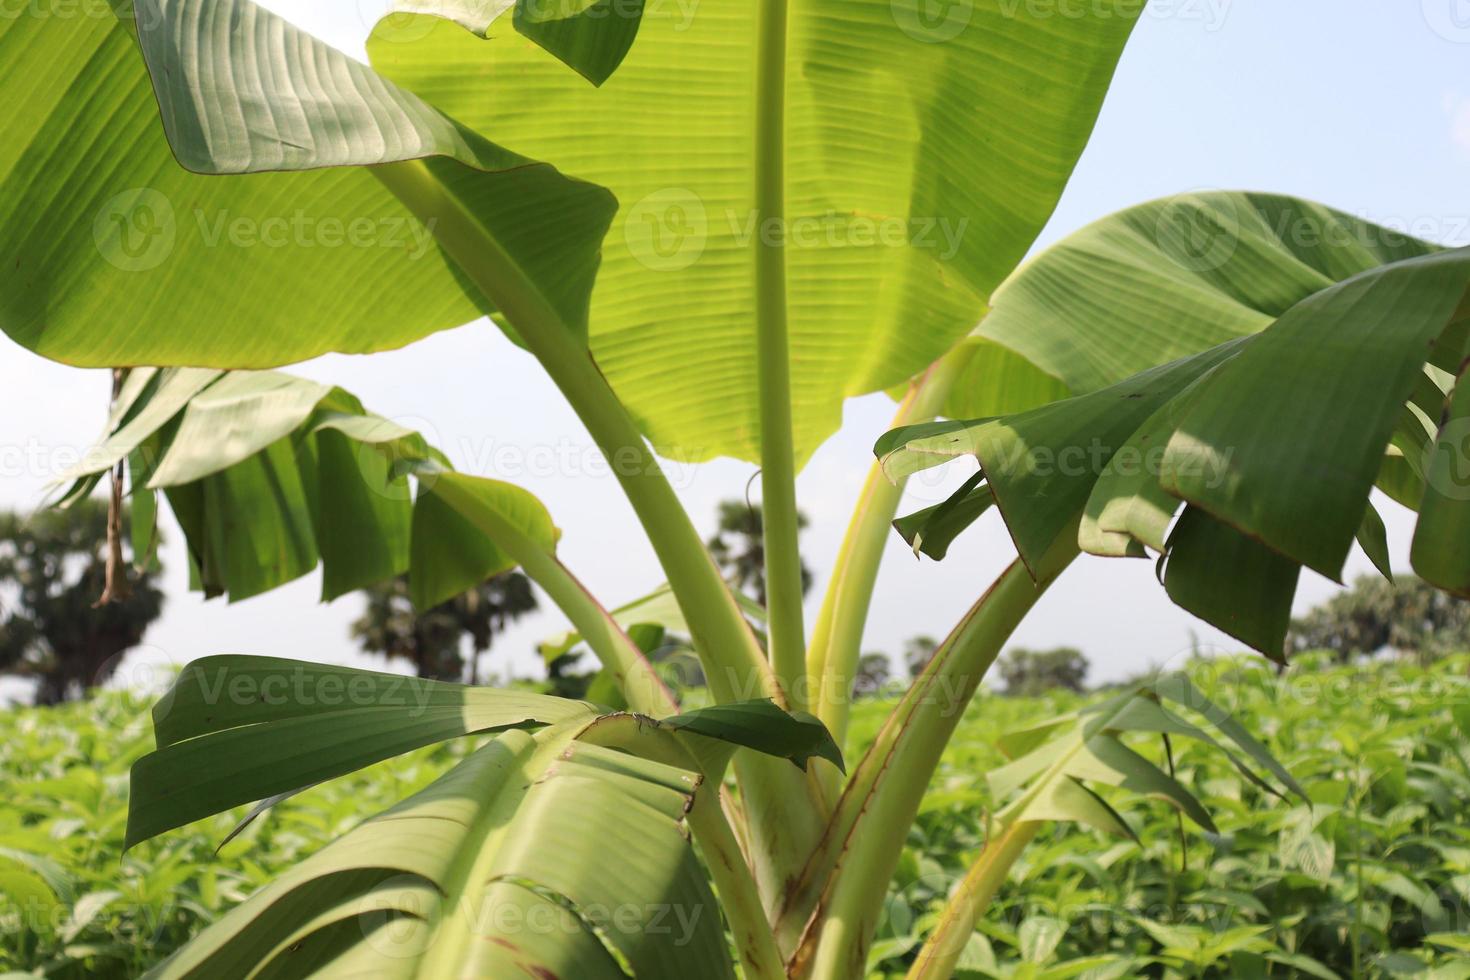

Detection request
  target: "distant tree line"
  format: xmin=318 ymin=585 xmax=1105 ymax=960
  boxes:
xmin=9 ymin=493 xmax=1463 ymax=708
xmin=1289 ymin=574 xmax=1470 ymax=663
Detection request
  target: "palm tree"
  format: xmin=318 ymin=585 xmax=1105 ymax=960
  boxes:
xmin=707 ymin=499 xmax=812 ymax=608
xmin=350 ymin=572 xmax=537 ymax=682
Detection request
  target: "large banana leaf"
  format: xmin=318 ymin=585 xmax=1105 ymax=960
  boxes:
xmin=63 ymin=367 xmax=550 ymax=608
xmin=4 ymin=0 xmax=1144 ymax=464
xmin=929 ymin=190 xmax=1452 ymax=477
xmin=880 ymin=218 xmax=1470 ymax=654
xmin=367 ymin=1 xmax=1143 ymax=463
xmin=0 ymin=0 xmax=611 ymax=368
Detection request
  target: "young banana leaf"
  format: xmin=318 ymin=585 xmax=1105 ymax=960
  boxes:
xmin=129 ymin=656 xmax=841 ymax=976
xmin=144 ymin=732 xmax=729 ymax=978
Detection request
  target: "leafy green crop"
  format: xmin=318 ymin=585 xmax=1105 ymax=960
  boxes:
xmin=4 ymin=653 xmax=1468 ymax=979
xmin=861 ymin=653 xmax=1470 ymax=980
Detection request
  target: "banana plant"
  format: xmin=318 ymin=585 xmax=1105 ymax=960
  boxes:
xmin=4 ymin=0 xmax=1469 ymax=976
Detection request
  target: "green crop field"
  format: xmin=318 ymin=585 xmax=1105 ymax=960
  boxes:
xmin=4 ymin=653 xmax=1468 ymax=979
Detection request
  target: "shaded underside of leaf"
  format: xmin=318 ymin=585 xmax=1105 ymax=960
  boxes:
xmin=661 ymin=699 xmax=844 ymax=773
xmin=409 ymin=472 xmax=559 ymax=610
xmin=892 ymin=472 xmax=994 ymax=561
xmin=513 ymin=0 xmax=647 ymax=86
xmin=127 ymin=655 xmax=597 ymax=848
xmin=878 ymin=194 xmax=1470 ymax=654
xmin=880 ymin=339 xmax=1246 ymax=577
xmin=1160 ymin=249 xmax=1470 ymax=581
xmin=1162 ymin=507 xmax=1301 ymax=659
xmin=1411 ymin=363 xmax=1470 ymax=595
xmin=61 ymin=367 xmax=560 ymax=607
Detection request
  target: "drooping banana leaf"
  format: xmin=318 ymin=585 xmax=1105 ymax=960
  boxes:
xmin=904 ymin=192 xmax=1451 ymax=560
xmin=891 ymin=472 xmax=994 ymax=561
xmin=879 ymin=338 xmax=1251 ymax=581
xmin=1412 ymin=364 xmax=1470 ymax=592
xmin=60 ymin=367 xmax=553 ymax=608
xmin=1157 ymin=249 xmax=1470 ymax=579
xmin=880 ymin=218 xmax=1470 ymax=653
xmin=367 ymin=1 xmax=1144 ymax=463
xmin=0 ymin=0 xmax=613 ymax=369
xmin=127 ymin=656 xmax=599 ymax=849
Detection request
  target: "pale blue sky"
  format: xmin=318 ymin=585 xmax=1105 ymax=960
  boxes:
xmin=3 ymin=0 xmax=1467 ymax=696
